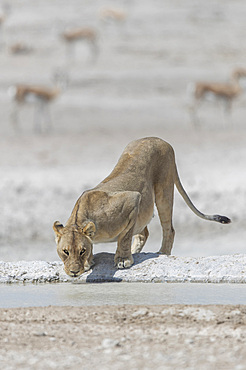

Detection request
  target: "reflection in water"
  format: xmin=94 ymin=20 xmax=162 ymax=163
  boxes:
xmin=1 ymin=283 xmax=246 ymax=308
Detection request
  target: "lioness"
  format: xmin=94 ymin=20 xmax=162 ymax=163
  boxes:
xmin=53 ymin=137 xmax=231 ymax=277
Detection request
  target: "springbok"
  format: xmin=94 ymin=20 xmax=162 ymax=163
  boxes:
xmin=100 ymin=8 xmax=127 ymax=23
xmin=0 ymin=13 xmax=5 ymax=24
xmin=61 ymin=27 xmax=99 ymax=63
xmin=9 ymin=84 xmax=60 ymax=133
xmin=9 ymin=42 xmax=33 ymax=55
xmin=99 ymin=7 xmax=127 ymax=33
xmin=0 ymin=10 xmax=5 ymax=48
xmin=0 ymin=3 xmax=11 ymax=48
xmin=188 ymin=70 xmax=243 ymax=127
xmin=231 ymin=67 xmax=246 ymax=85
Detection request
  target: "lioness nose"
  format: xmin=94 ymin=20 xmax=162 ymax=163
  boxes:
xmin=70 ymin=269 xmax=80 ymax=276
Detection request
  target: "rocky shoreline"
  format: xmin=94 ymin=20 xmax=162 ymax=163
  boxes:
xmin=1 ymin=253 xmax=246 ymax=284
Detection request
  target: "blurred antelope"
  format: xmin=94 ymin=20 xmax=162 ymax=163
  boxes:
xmin=99 ymin=7 xmax=127 ymax=33
xmin=9 ymin=84 xmax=60 ymax=133
xmin=100 ymin=8 xmax=127 ymax=23
xmin=0 ymin=2 xmax=11 ymax=48
xmin=188 ymin=70 xmax=243 ymax=126
xmin=0 ymin=9 xmax=6 ymax=48
xmin=231 ymin=67 xmax=246 ymax=87
xmin=9 ymin=42 xmax=33 ymax=55
xmin=61 ymin=27 xmax=99 ymax=63
xmin=0 ymin=12 xmax=5 ymax=24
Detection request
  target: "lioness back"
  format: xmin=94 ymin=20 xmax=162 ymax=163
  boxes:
xmin=98 ymin=137 xmax=175 ymax=192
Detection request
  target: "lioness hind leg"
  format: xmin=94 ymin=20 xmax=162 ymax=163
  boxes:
xmin=131 ymin=226 xmax=149 ymax=254
xmin=155 ymin=185 xmax=175 ymax=255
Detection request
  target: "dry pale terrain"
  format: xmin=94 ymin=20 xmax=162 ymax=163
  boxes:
xmin=1 ymin=304 xmax=246 ymax=370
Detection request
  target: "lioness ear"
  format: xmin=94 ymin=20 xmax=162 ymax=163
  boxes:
xmin=82 ymin=221 xmax=96 ymax=238
xmin=53 ymin=221 xmax=64 ymax=237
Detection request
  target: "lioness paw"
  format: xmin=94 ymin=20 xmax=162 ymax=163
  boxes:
xmin=114 ymin=256 xmax=134 ymax=269
xmin=84 ymin=259 xmax=94 ymax=272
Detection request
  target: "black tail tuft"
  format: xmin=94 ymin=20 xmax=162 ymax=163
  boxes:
xmin=213 ymin=215 xmax=231 ymax=224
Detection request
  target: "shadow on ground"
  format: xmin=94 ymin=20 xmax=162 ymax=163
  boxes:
xmin=84 ymin=252 xmax=159 ymax=283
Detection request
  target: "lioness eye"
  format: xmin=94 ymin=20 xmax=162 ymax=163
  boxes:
xmin=63 ymin=249 xmax=69 ymax=256
xmin=80 ymin=248 xmax=86 ymax=256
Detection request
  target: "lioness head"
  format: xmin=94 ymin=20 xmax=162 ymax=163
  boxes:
xmin=53 ymin=221 xmax=96 ymax=277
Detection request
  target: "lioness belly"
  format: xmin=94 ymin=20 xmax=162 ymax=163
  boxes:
xmin=133 ymin=211 xmax=153 ymax=235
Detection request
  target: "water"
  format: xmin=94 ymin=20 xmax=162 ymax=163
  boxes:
xmin=0 ymin=282 xmax=245 ymax=308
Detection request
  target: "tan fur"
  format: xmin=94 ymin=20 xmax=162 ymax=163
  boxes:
xmin=14 ymin=85 xmax=60 ymax=102
xmin=194 ymin=81 xmax=241 ymax=100
xmin=189 ymin=71 xmax=243 ymax=126
xmin=232 ymin=67 xmax=246 ymax=80
xmin=100 ymin=8 xmax=126 ymax=22
xmin=9 ymin=84 xmax=61 ymax=133
xmin=53 ymin=137 xmax=230 ymax=277
xmin=61 ymin=28 xmax=97 ymax=43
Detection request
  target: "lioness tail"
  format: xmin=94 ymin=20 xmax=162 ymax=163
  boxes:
xmin=174 ymin=167 xmax=231 ymax=224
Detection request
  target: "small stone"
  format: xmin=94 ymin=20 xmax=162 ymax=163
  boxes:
xmin=101 ymin=338 xmax=120 ymax=349
xmin=131 ymin=308 xmax=148 ymax=318
xmin=33 ymin=332 xmax=47 ymax=337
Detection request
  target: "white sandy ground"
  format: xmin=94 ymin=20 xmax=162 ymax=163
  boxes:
xmin=0 ymin=253 xmax=246 ymax=284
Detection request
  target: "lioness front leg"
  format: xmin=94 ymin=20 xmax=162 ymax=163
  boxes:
xmin=115 ymin=208 xmax=140 ymax=269
xmin=115 ymin=226 xmax=135 ymax=269
xmin=112 ymin=191 xmax=141 ymax=269
xmin=84 ymin=251 xmax=95 ymax=271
